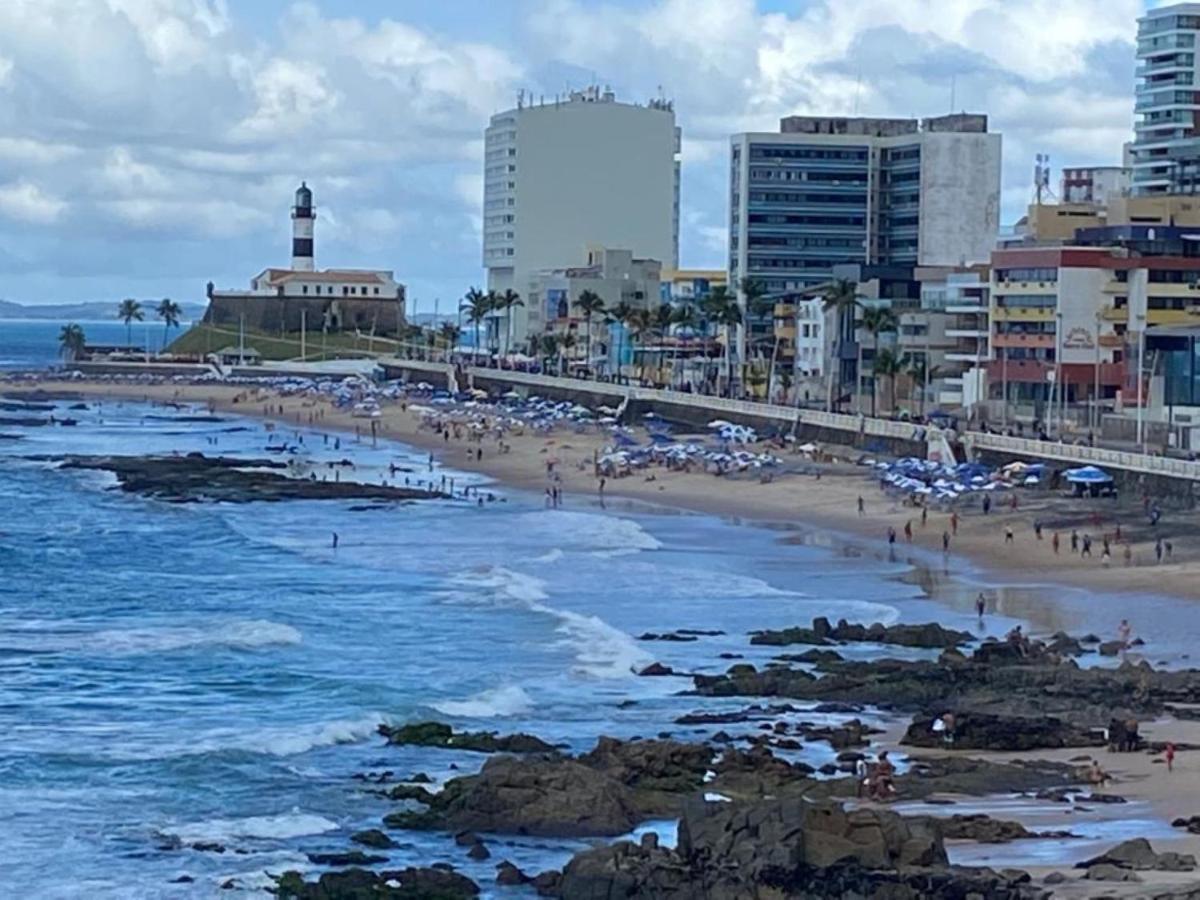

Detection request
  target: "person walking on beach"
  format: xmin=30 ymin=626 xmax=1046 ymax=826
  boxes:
xmin=942 ymin=530 xmax=950 ymax=553
xmin=1034 ymin=519 xmax=1043 ymax=540
xmin=1071 ymin=530 xmax=1079 ymax=553
xmin=1118 ymin=618 xmax=1132 ymax=648
xmin=921 ymin=506 xmax=928 ymax=528
xmin=1052 ymin=531 xmax=1060 ymax=554
xmin=1166 ymin=741 xmax=1177 ymax=773
xmin=1156 ymin=537 xmax=1164 ymax=563
xmin=1124 ymin=543 xmax=1133 ymax=567
xmin=1004 ymin=525 xmax=1014 ymax=544
xmin=1081 ymin=534 xmax=1092 ymax=558
xmin=904 ymin=520 xmax=913 ymax=543
xmin=857 ymin=496 xmax=865 ymax=516
xmin=982 ymin=494 xmax=991 ymax=515
xmin=950 ymin=512 xmax=959 ymax=535
xmin=975 ymin=592 xmax=986 ymax=622
xmin=887 ymin=526 xmax=896 ymax=547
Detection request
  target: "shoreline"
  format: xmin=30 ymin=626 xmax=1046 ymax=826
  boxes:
xmin=9 ymin=377 xmax=1200 ymax=891
xmin=8 ymin=378 xmax=1197 ymax=605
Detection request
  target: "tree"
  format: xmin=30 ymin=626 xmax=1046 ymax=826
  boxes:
xmin=861 ymin=306 xmax=898 ymax=416
xmin=670 ymin=303 xmax=697 ymax=388
xmin=820 ymin=279 xmax=860 ymax=412
xmin=710 ymin=292 xmax=743 ymax=396
xmin=538 ymin=334 xmax=559 ymax=372
xmin=460 ymin=287 xmax=491 ymax=361
xmin=627 ymin=308 xmax=654 ymax=380
xmin=156 ymin=298 xmax=182 ymax=352
xmin=573 ymin=289 xmax=606 ymax=372
xmin=903 ymin=353 xmax=941 ymax=417
xmin=495 ymin=289 xmax=523 ymax=358
xmin=608 ymin=301 xmax=636 ymax=379
xmin=558 ymin=331 xmax=578 ymax=375
xmin=439 ymin=322 xmax=461 ymax=360
xmin=59 ymin=323 xmax=86 ymax=361
xmin=118 ymin=298 xmax=144 ymax=347
xmin=873 ymin=347 xmax=903 ymax=415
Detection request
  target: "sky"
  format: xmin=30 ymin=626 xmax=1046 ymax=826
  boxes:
xmin=0 ymin=0 xmax=1164 ymax=309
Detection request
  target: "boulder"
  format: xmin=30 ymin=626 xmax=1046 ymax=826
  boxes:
xmin=378 ymin=721 xmax=556 ymax=754
xmin=1084 ymin=863 xmax=1141 ymax=882
xmin=902 ymin=712 xmax=1106 ymax=752
xmin=349 ymin=829 xmax=396 ymax=849
xmin=1078 ymin=838 xmax=1196 ymax=872
xmin=385 ymin=755 xmax=642 ymax=838
xmin=305 ymin=851 xmax=387 ymax=867
xmin=637 ymin=662 xmax=676 ymax=677
xmin=906 ymin=814 xmax=1075 ymax=843
xmin=750 ymin=618 xmax=973 ymax=649
xmin=495 ymin=862 xmax=531 ymax=886
xmin=1098 ymin=640 xmax=1126 ymax=657
xmin=274 ymin=866 xmax=479 ymax=898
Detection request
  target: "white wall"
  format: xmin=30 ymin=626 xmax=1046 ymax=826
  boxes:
xmin=1057 ymin=267 xmax=1115 ymax=365
xmin=917 ymin=131 xmax=1001 ymax=267
xmin=487 ymin=98 xmax=679 ymax=338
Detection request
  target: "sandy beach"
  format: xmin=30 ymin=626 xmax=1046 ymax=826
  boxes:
xmin=9 ymin=376 xmax=1200 ymax=895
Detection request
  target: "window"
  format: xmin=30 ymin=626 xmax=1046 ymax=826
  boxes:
xmin=302 ymin=285 xmax=308 ymax=294
xmin=373 ymin=287 xmax=380 ymax=295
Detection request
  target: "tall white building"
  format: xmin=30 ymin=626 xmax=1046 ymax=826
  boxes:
xmin=1132 ymin=3 xmax=1200 ymax=194
xmin=482 ymin=86 xmax=680 ymax=344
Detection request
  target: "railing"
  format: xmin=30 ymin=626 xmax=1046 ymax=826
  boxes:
xmin=965 ymin=432 xmax=1200 ymax=481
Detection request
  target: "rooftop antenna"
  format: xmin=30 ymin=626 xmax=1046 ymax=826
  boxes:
xmin=1033 ymin=153 xmax=1056 ymax=206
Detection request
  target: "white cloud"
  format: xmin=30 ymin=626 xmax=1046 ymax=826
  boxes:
xmin=0 ymin=181 xmax=67 ymax=224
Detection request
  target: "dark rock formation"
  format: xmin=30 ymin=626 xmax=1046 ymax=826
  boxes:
xmin=554 ymin=797 xmax=1046 ymax=900
xmin=636 ymin=662 xmax=677 ymax=676
xmin=905 ymin=814 xmax=1076 ymax=844
xmin=52 ymin=454 xmax=441 ymax=503
xmin=349 ymin=829 xmax=396 ymax=849
xmin=751 ymin=617 xmax=974 ymax=649
xmin=902 ymin=712 xmax=1105 ymax=752
xmin=274 ymin=866 xmax=478 ymax=898
xmin=1077 ymin=838 xmax=1197 ymax=872
xmin=378 ymin=721 xmax=556 ymax=754
xmin=305 ymin=851 xmax=387 ymax=867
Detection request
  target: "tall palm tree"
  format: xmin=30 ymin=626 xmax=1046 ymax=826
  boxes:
xmin=495 ymin=289 xmax=523 ymax=358
xmin=558 ymin=331 xmax=578 ymax=375
xmin=670 ymin=303 xmax=697 ymax=388
xmin=59 ymin=323 xmax=86 ymax=361
xmin=608 ymin=300 xmax=636 ymax=379
xmin=873 ymin=347 xmax=903 ymax=415
xmin=460 ymin=287 xmax=491 ymax=361
xmin=861 ymin=306 xmax=898 ymax=416
xmin=118 ymin=298 xmax=143 ymax=347
xmin=715 ymin=297 xmax=744 ymax=396
xmin=538 ymin=333 xmax=559 ymax=372
xmin=156 ymin=298 xmax=182 ymax=352
xmin=627 ymin=308 xmax=654 ymax=381
xmin=903 ymin=353 xmax=941 ymax=417
xmin=820 ymin=279 xmax=860 ymax=413
xmin=573 ymin=289 xmax=605 ymax=372
xmin=739 ymin=278 xmax=769 ymax=389
xmin=439 ymin=322 xmax=461 ymax=361
xmin=702 ymin=287 xmax=733 ymax=395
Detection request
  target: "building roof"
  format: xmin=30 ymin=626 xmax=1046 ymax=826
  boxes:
xmin=258 ymin=268 xmax=390 ymax=285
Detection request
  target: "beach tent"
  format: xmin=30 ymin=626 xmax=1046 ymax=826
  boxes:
xmin=1063 ymin=465 xmax=1113 ymax=484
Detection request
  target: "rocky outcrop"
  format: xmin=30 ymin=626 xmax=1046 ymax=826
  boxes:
xmin=52 ymin=454 xmax=442 ymax=503
xmin=553 ymin=797 xmax=1046 ymax=900
xmin=750 ymin=617 xmax=974 ymax=649
xmin=902 ymin=712 xmax=1105 ymax=752
xmin=1077 ymin=838 xmax=1197 ymax=872
xmin=905 ymin=814 xmax=1076 ymax=844
xmin=383 ymin=755 xmax=643 ymax=837
xmin=378 ymin=721 xmax=557 ymax=754
xmin=578 ymin=737 xmax=713 ymax=814
xmin=273 ymin=866 xmax=478 ymax=899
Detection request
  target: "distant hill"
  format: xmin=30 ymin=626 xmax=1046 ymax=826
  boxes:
xmin=0 ymin=299 xmax=206 ymax=321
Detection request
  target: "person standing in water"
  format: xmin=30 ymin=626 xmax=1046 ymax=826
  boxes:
xmin=331 ymin=532 xmax=339 ymax=549
xmin=975 ymin=592 xmax=986 ymax=621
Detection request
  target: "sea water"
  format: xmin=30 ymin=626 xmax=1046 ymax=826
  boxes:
xmin=0 ymin=393 xmax=1195 ymax=896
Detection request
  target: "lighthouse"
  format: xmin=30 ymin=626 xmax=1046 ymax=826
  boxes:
xmin=291 ymin=181 xmax=315 ymax=271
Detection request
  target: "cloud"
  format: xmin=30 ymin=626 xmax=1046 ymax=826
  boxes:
xmin=0 ymin=0 xmax=1144 ymax=304
xmin=0 ymin=181 xmax=67 ymax=225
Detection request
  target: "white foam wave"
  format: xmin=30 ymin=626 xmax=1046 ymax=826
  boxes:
xmin=433 ymin=684 xmax=533 ymax=718
xmin=445 ymin=566 xmax=652 ymax=679
xmin=529 ymin=548 xmax=565 ymax=564
xmin=168 ymin=811 xmax=339 ymax=844
xmin=93 ymin=619 xmax=302 ymax=654
xmin=513 ymin=510 xmax=662 ymax=557
xmin=206 ymin=712 xmax=387 ymax=758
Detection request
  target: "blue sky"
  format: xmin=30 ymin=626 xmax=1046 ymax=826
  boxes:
xmin=0 ymin=0 xmax=1157 ymax=309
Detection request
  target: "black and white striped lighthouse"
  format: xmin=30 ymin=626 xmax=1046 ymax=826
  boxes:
xmin=291 ymin=181 xmax=315 ymax=272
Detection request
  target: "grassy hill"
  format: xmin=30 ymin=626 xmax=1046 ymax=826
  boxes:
xmin=167 ymin=323 xmax=406 ymax=362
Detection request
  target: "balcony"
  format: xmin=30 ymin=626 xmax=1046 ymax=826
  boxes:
xmin=1099 ymin=334 xmax=1125 ymax=348
xmin=993 ymin=333 xmax=1056 ymax=349
xmin=1101 ymin=305 xmax=1129 ymax=322
xmin=986 ymin=359 xmax=1052 ymax=382
xmin=946 ymin=327 xmax=988 ymax=339
xmin=993 ymin=306 xmax=1055 ymax=322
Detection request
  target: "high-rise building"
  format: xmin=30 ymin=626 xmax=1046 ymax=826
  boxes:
xmin=482 ymin=86 xmax=680 ymax=346
xmin=1132 ymin=3 xmax=1200 ymax=195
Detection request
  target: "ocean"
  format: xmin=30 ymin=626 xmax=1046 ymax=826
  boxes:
xmin=0 ymin=319 xmax=189 ymax=371
xmin=0 ymin=325 xmax=1192 ymax=895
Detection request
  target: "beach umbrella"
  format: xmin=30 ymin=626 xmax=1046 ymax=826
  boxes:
xmin=1064 ymin=465 xmax=1112 ymax=484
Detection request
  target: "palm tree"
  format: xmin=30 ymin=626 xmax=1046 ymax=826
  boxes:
xmin=59 ymin=323 xmax=86 ymax=361
xmin=739 ymin=278 xmax=769 ymax=390
xmin=873 ymin=347 xmax=903 ymax=415
xmin=861 ymin=306 xmax=898 ymax=416
xmin=573 ymin=289 xmax=606 ymax=373
xmin=538 ymin=334 xmax=559 ymax=372
xmin=627 ymin=308 xmax=654 ymax=380
xmin=558 ymin=331 xmax=578 ymax=375
xmin=903 ymin=353 xmax=941 ymax=417
xmin=439 ymin=322 xmax=461 ymax=361
xmin=820 ymin=279 xmax=860 ymax=412
xmin=118 ymin=298 xmax=144 ymax=347
xmin=670 ymin=303 xmax=697 ymax=388
xmin=495 ymin=289 xmax=523 ymax=358
xmin=608 ymin=301 xmax=636 ymax=380
xmin=460 ymin=287 xmax=491 ymax=362
xmin=156 ymin=298 xmax=182 ymax=352
xmin=714 ymin=295 xmax=744 ymax=397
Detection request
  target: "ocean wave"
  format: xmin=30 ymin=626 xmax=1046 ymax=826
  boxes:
xmin=166 ymin=811 xmax=339 ymax=844
xmin=432 ymin=684 xmax=533 ymax=718
xmin=0 ymin=619 xmax=303 ymax=655
xmin=512 ymin=510 xmax=662 ymax=557
xmin=445 ymin=566 xmax=652 ymax=679
xmin=528 ymin=547 xmax=564 ymax=564
xmin=204 ymin=712 xmax=388 ymax=758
